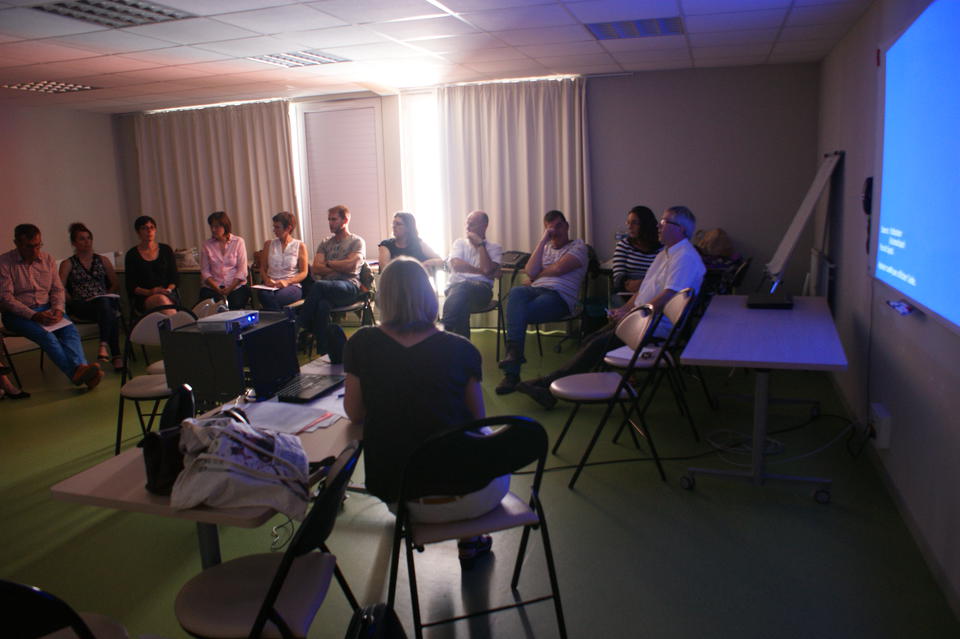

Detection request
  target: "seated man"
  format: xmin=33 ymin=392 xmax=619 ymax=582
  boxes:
xmin=517 ymin=206 xmax=706 ymax=409
xmin=0 ymin=224 xmax=103 ymax=390
xmin=497 ymin=210 xmax=588 ymax=395
xmin=441 ymin=210 xmax=502 ymax=339
xmin=297 ymin=205 xmax=366 ymax=354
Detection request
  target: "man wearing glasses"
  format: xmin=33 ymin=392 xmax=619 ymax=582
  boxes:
xmin=516 ymin=206 xmax=705 ymax=409
xmin=0 ymin=224 xmax=103 ymax=390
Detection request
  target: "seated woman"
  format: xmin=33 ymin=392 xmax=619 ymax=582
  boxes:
xmin=198 ymin=211 xmax=250 ymax=310
xmin=59 ymin=222 xmax=123 ymax=371
xmin=257 ymin=211 xmax=308 ymax=311
xmin=377 ymin=211 xmax=444 ymax=271
xmin=125 ymin=215 xmax=179 ymax=315
xmin=343 ymin=256 xmax=506 ymax=564
xmin=612 ymin=205 xmax=662 ymax=297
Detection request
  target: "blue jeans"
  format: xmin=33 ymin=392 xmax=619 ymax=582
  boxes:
xmin=297 ymin=280 xmax=360 ymax=352
xmin=441 ymin=280 xmax=493 ymax=339
xmin=257 ymin=284 xmax=302 ymax=311
xmin=2 ymin=305 xmax=87 ymax=381
xmin=503 ymin=286 xmax=569 ymax=375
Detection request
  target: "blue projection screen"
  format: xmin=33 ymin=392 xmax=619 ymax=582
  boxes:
xmin=876 ymin=0 xmax=960 ymax=328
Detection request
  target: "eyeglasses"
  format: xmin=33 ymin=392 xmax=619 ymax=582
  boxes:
xmin=659 ymin=218 xmax=681 ymax=229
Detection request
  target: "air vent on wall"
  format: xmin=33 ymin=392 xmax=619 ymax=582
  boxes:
xmin=33 ymin=0 xmax=193 ymax=29
xmin=586 ymin=17 xmax=684 ymax=40
xmin=0 ymin=80 xmax=98 ymax=93
xmin=248 ymin=50 xmax=350 ymax=68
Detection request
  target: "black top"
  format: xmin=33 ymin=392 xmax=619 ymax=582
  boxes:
xmin=343 ymin=327 xmax=482 ymax=502
xmin=378 ymin=237 xmax=430 ymax=263
xmin=65 ymin=254 xmax=109 ymax=301
xmin=125 ymin=243 xmax=178 ymax=310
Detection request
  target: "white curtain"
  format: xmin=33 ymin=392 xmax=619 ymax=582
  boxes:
xmin=133 ymin=100 xmax=299 ymax=256
xmin=438 ymin=77 xmax=591 ymax=253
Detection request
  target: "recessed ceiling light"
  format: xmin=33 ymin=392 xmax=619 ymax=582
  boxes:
xmin=0 ymin=80 xmax=98 ymax=93
xmin=586 ymin=17 xmax=685 ymax=40
xmin=248 ymin=50 xmax=350 ymax=69
xmin=33 ymin=0 xmax=193 ymax=29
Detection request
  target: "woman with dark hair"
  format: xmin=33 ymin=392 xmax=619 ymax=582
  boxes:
xmin=612 ymin=205 xmax=662 ymax=294
xmin=377 ymin=211 xmax=443 ymax=270
xmin=59 ymin=222 xmax=123 ymax=370
xmin=257 ymin=211 xmax=308 ymax=311
xmin=343 ymin=256 xmax=505 ymax=564
xmin=198 ymin=211 xmax=250 ymax=309
xmin=125 ymin=215 xmax=179 ymax=314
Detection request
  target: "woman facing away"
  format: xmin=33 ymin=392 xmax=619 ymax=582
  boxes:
xmin=59 ymin=222 xmax=123 ymax=371
xmin=343 ymin=256 xmax=506 ymax=565
xmin=125 ymin=215 xmax=180 ymax=315
xmin=377 ymin=211 xmax=444 ymax=271
xmin=198 ymin=210 xmax=250 ymax=310
xmin=257 ymin=211 xmax=308 ymax=311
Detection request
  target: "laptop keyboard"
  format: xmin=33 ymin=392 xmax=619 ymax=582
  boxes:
xmin=276 ymin=374 xmax=343 ymax=402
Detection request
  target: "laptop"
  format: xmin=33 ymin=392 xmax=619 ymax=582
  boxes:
xmin=243 ymin=315 xmax=344 ymax=402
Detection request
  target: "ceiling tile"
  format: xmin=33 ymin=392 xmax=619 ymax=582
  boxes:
xmin=787 ymin=3 xmax=869 ymax=26
xmin=463 ymin=57 xmax=548 ymax=74
xmin=691 ymin=43 xmax=771 ymax=58
xmin=610 ymin=48 xmax=692 ymax=64
xmin=689 ymin=28 xmax=778 ymax=47
xmin=322 ymin=41 xmax=427 ymax=61
xmin=493 ymin=25 xmax=593 ymax=46
xmin=51 ymin=30 xmax=173 ymax=55
xmin=0 ymin=39 xmax=96 ymax=64
xmin=0 ymin=7 xmax=106 ymax=39
xmin=411 ymin=32 xmax=504 ymax=53
xmin=440 ymin=47 xmax=527 ymax=63
xmin=694 ymin=54 xmax=767 ymax=67
xmin=682 ymin=0 xmax=791 ymax=15
xmin=120 ymin=46 xmax=232 ymax=65
xmin=282 ymin=25 xmax=389 ymax=50
xmin=195 ymin=35 xmax=315 ymax=57
xmin=535 ymin=51 xmax=617 ymax=67
xmin=599 ymin=34 xmax=687 ymax=52
xmin=780 ymin=23 xmax=849 ymax=41
xmin=212 ymin=5 xmax=346 ymax=34
xmin=459 ymin=5 xmax=577 ymax=31
xmin=369 ymin=15 xmax=478 ymax=40
xmin=565 ymin=0 xmax=680 ymax=23
xmin=305 ymin=0 xmax=444 ymax=24
xmin=518 ymin=40 xmax=603 ymax=58
xmin=124 ymin=17 xmax=260 ymax=45
xmin=619 ymin=58 xmax=692 ymax=71
xmin=441 ymin=0 xmax=552 ymax=10
xmin=155 ymin=0 xmax=293 ymax=15
xmin=770 ymin=38 xmax=834 ymax=56
xmin=684 ymin=9 xmax=787 ymax=32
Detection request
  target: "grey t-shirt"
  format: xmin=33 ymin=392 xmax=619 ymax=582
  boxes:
xmin=316 ymin=233 xmax=365 ymax=286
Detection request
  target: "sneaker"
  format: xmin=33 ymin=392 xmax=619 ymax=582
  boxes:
xmin=495 ymin=374 xmax=520 ymax=395
xmin=516 ymin=380 xmax=557 ymax=409
xmin=458 ymin=535 xmax=492 ymax=568
xmin=497 ymin=343 xmax=526 ymax=369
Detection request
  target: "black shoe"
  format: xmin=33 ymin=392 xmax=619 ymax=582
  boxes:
xmin=458 ymin=535 xmax=492 ymax=569
xmin=498 ymin=343 xmax=526 ymax=369
xmin=516 ymin=381 xmax=557 ymax=409
xmin=495 ymin=374 xmax=520 ymax=395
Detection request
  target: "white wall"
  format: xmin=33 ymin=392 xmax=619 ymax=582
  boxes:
xmin=0 ymin=105 xmax=130 ymax=260
xmin=819 ymin=0 xmax=960 ymax=612
xmin=586 ymin=64 xmax=820 ymax=293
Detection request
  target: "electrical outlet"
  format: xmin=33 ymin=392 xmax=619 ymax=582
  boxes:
xmin=870 ymin=402 xmax=892 ymax=449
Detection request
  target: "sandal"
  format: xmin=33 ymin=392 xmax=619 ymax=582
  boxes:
xmin=97 ymin=342 xmax=110 ymax=362
xmin=457 ymin=535 xmax=492 ymax=569
xmin=112 ymin=355 xmax=124 ymax=372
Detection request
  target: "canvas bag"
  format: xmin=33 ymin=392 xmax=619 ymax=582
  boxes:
xmin=170 ymin=417 xmax=311 ymax=520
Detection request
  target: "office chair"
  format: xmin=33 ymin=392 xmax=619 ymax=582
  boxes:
xmin=387 ymin=416 xmax=567 ymax=639
xmin=174 ymin=442 xmax=362 ymax=639
xmin=1 ymin=579 xmax=129 ymax=639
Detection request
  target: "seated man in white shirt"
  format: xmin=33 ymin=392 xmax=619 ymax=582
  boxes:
xmin=442 ymin=210 xmax=502 ymax=340
xmin=516 ymin=206 xmax=706 ymax=409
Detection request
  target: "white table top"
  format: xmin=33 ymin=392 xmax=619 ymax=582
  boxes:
xmin=681 ymin=295 xmax=847 ymax=371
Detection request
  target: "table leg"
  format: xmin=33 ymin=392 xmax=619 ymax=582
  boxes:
xmin=197 ymin=522 xmax=221 ymax=569
xmin=751 ymin=369 xmax=770 ymax=485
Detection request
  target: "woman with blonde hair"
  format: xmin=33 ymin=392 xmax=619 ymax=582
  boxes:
xmin=343 ymin=256 xmax=505 ymax=564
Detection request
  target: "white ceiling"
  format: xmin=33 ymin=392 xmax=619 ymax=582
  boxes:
xmin=0 ymin=0 xmax=870 ymax=113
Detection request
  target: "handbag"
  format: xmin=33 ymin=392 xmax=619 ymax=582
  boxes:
xmin=142 ymin=427 xmax=184 ymax=496
xmin=170 ymin=417 xmax=311 ymax=520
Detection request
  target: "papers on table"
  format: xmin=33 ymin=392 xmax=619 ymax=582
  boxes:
xmin=240 ymin=401 xmax=339 ymax=434
xmin=87 ymin=293 xmax=121 ymax=300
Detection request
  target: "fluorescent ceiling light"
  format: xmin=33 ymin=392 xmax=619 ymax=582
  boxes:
xmin=0 ymin=80 xmax=98 ymax=93
xmin=587 ymin=17 xmax=684 ymax=40
xmin=248 ymin=50 xmax=350 ymax=68
xmin=33 ymin=0 xmax=193 ymax=29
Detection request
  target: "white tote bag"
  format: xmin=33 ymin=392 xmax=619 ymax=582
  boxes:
xmin=170 ymin=417 xmax=310 ymax=520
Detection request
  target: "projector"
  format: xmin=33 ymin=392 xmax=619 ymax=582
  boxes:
xmin=196 ymin=310 xmax=260 ymax=333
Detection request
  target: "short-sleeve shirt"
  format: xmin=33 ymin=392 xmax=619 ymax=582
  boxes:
xmin=379 ymin=238 xmax=430 ymax=263
xmin=532 ymin=239 xmax=588 ymax=312
xmin=633 ymin=237 xmax=706 ymax=333
xmin=447 ymin=238 xmax=503 ymax=288
xmin=343 ymin=327 xmax=482 ymax=503
xmin=316 ymin=233 xmax=365 ymax=287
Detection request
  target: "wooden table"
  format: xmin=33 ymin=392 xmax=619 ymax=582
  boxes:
xmin=679 ymin=295 xmax=847 ymax=499
xmin=51 ymin=416 xmax=361 ymax=569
